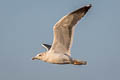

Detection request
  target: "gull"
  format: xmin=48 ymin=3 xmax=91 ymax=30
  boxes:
xmin=32 ymin=4 xmax=92 ymax=65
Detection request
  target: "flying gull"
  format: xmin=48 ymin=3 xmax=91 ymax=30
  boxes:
xmin=32 ymin=4 xmax=92 ymax=65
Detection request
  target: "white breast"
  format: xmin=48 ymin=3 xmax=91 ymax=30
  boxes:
xmin=44 ymin=52 xmax=72 ymax=64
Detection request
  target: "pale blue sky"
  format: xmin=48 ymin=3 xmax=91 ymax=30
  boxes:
xmin=0 ymin=0 xmax=120 ymax=80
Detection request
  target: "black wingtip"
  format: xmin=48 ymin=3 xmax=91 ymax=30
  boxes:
xmin=86 ymin=4 xmax=92 ymax=8
xmin=84 ymin=4 xmax=92 ymax=11
xmin=85 ymin=4 xmax=92 ymax=10
xmin=70 ymin=4 xmax=92 ymax=15
xmin=42 ymin=44 xmax=51 ymax=47
xmin=82 ymin=4 xmax=92 ymax=11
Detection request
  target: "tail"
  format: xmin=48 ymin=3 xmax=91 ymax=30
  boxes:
xmin=72 ymin=59 xmax=87 ymax=65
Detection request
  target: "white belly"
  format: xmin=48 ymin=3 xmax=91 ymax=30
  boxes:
xmin=45 ymin=53 xmax=72 ymax=64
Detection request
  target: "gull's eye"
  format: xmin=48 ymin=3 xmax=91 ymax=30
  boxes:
xmin=39 ymin=54 xmax=41 ymax=56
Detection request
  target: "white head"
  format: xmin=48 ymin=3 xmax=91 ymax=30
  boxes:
xmin=32 ymin=52 xmax=46 ymax=61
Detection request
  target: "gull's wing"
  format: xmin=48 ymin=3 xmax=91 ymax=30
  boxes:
xmin=50 ymin=4 xmax=92 ymax=55
xmin=41 ymin=44 xmax=51 ymax=51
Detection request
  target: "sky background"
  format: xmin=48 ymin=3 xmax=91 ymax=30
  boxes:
xmin=0 ymin=0 xmax=120 ymax=80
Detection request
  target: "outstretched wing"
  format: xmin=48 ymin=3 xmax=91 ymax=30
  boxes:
xmin=50 ymin=4 xmax=92 ymax=55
